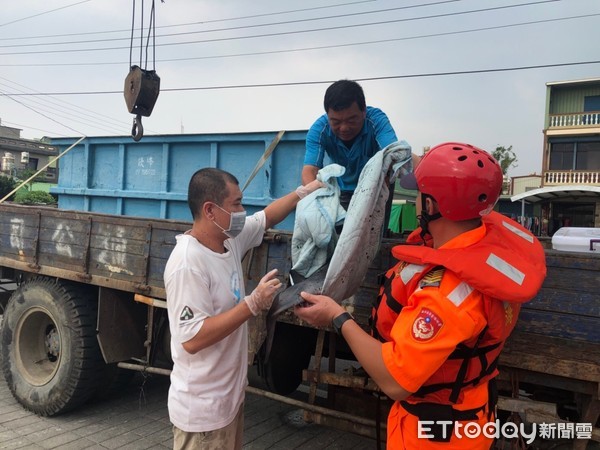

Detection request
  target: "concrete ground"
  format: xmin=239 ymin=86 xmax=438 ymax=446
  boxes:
xmin=0 ymin=371 xmax=379 ymax=450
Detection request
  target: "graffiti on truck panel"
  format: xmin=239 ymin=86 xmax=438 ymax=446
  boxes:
xmin=52 ymin=223 xmax=74 ymax=258
xmin=98 ymin=226 xmax=134 ymax=275
xmin=10 ymin=218 xmax=25 ymax=258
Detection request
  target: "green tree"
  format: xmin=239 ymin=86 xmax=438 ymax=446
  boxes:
xmin=15 ymin=168 xmax=45 ymax=191
xmin=0 ymin=174 xmax=17 ymax=201
xmin=492 ymin=145 xmax=518 ymax=176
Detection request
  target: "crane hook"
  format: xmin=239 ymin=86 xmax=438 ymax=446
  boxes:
xmin=132 ymin=114 xmax=144 ymax=142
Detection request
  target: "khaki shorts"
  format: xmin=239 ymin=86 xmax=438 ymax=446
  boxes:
xmin=173 ymin=402 xmax=244 ymax=450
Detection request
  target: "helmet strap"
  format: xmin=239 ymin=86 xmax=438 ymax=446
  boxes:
xmin=418 ymin=194 xmax=442 ymax=240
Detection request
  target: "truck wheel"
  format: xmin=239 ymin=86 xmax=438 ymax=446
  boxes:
xmin=0 ymin=277 xmax=104 ymax=416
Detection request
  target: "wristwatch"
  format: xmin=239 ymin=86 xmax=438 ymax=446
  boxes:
xmin=332 ymin=312 xmax=354 ymax=335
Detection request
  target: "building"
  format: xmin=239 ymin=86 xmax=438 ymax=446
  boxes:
xmin=511 ymin=78 xmax=600 ymax=235
xmin=0 ymin=122 xmax=59 ymax=183
xmin=496 ymin=174 xmax=542 ymax=235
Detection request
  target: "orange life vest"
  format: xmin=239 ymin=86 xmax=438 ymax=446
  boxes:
xmin=372 ymin=211 xmax=546 ymax=405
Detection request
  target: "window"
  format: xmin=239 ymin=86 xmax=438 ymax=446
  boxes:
xmin=584 ymin=95 xmax=600 ymax=112
xmin=576 ymin=142 xmax=600 ymax=170
xmin=27 ymin=158 xmax=38 ymax=171
xmin=549 ymin=141 xmax=600 ymax=170
xmin=549 ymin=143 xmax=574 ymax=170
xmin=582 ymin=96 xmax=600 ymax=125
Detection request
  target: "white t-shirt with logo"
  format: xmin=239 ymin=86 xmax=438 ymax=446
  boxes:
xmin=164 ymin=211 xmax=266 ymax=432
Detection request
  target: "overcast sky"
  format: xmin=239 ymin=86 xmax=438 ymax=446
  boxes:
xmin=1 ymin=0 xmax=599 ymax=177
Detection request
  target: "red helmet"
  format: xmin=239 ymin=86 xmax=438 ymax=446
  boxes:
xmin=402 ymin=142 xmax=503 ymax=221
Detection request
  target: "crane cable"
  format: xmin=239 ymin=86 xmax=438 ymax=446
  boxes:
xmin=125 ymin=0 xmax=161 ymax=141
xmin=129 ymin=0 xmax=158 ymax=72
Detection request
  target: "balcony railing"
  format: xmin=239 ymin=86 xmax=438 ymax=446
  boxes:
xmin=549 ymin=112 xmax=600 ymax=128
xmin=544 ymin=170 xmax=600 ymax=185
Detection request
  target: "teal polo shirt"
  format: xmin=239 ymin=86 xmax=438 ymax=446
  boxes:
xmin=304 ymin=106 xmax=399 ymax=191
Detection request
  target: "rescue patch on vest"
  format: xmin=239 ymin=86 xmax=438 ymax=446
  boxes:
xmin=419 ymin=267 xmax=445 ymax=288
xmin=180 ymin=306 xmax=194 ymax=321
xmin=411 ymin=308 xmax=443 ymax=342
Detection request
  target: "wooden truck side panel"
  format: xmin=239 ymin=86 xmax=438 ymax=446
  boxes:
xmin=4 ymin=202 xmax=598 ymax=346
xmin=516 ymin=250 xmax=600 ymax=343
xmin=0 ymin=203 xmax=188 ymax=298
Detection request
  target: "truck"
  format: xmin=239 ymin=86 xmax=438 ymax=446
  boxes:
xmin=0 ymin=132 xmax=598 ymax=449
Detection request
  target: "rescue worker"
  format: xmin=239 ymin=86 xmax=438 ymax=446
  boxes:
xmin=295 ymin=142 xmax=547 ymax=449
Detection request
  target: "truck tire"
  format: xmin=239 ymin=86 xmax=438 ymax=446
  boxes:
xmin=0 ymin=277 xmax=104 ymax=416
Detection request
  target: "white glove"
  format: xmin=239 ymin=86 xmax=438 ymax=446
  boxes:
xmin=295 ymin=179 xmax=325 ymax=199
xmin=245 ymin=268 xmax=282 ymax=316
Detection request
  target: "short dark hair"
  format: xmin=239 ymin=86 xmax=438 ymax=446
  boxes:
xmin=188 ymin=168 xmax=239 ymax=220
xmin=323 ymin=79 xmax=366 ymax=112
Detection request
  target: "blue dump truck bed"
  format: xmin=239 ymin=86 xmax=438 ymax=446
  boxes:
xmin=48 ymin=131 xmax=309 ymax=230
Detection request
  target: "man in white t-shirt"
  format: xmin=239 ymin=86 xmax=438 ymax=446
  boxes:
xmin=164 ymin=168 xmax=322 ymax=450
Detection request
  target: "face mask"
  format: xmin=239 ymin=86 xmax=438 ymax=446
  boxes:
xmin=213 ymin=204 xmax=246 ymax=239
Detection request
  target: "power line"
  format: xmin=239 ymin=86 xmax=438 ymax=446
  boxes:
xmin=0 ymin=69 xmax=144 ymax=138
xmin=0 ymin=0 xmax=461 ymax=49
xmin=0 ymin=89 xmax=85 ymax=135
xmin=0 ymin=75 xmax=161 ymax=135
xmin=0 ymin=0 xmax=92 ymax=28
xmin=0 ymin=119 xmax=75 ymax=138
xmin=1 ymin=12 xmax=595 ymax=68
xmin=0 ymin=87 xmax=124 ymax=135
xmin=0 ymin=76 xmax=129 ymax=131
xmin=0 ymin=0 xmax=378 ymax=41
xmin=0 ymin=0 xmax=561 ymax=56
xmin=3 ymin=60 xmax=599 ymax=97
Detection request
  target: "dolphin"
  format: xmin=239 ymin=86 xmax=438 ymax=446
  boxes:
xmin=322 ymin=141 xmax=413 ymax=300
xmin=263 ymin=264 xmax=328 ymax=363
xmin=262 ymin=141 xmax=413 ymax=363
xmin=269 ymin=265 xmax=328 ymax=317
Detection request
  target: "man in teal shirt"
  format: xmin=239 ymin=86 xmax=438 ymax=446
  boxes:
xmin=302 ymin=79 xmax=402 ymax=209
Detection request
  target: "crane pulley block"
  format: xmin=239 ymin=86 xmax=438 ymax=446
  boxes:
xmin=124 ymin=65 xmax=160 ymax=117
